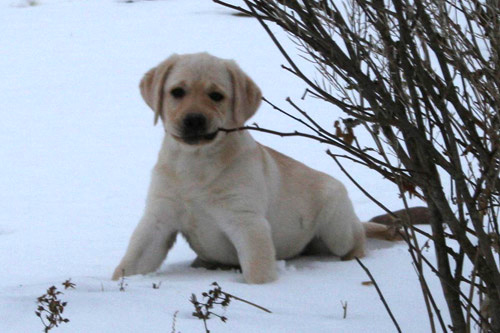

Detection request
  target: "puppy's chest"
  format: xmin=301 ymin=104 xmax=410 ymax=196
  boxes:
xmin=158 ymin=167 xmax=230 ymax=226
xmin=155 ymin=157 xmax=260 ymax=232
xmin=174 ymin=193 xmax=234 ymax=261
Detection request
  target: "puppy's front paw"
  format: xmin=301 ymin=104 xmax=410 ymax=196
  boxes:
xmin=111 ymin=265 xmax=129 ymax=281
xmin=243 ymin=261 xmax=277 ymax=284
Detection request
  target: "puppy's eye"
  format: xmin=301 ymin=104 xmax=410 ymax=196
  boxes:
xmin=170 ymin=88 xmax=185 ymax=99
xmin=208 ymin=92 xmax=224 ymax=102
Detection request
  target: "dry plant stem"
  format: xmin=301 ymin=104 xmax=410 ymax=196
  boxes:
xmin=341 ymin=300 xmax=348 ymax=319
xmin=398 ymin=189 xmax=438 ymax=333
xmin=220 ymin=123 xmax=415 ymax=178
xmin=355 ymin=258 xmax=402 ymax=333
xmin=191 ymin=282 xmax=271 ymax=333
xmin=401 ymin=182 xmax=448 ymax=331
xmin=222 ymin=292 xmax=272 ymax=314
xmin=35 ymin=282 xmax=74 ymax=332
xmin=118 ymin=269 xmax=127 ymax=292
xmin=466 ymin=251 xmax=481 ymax=332
xmin=171 ymin=310 xmax=179 ymax=333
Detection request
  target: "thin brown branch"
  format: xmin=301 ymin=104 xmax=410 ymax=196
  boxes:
xmin=355 ymin=258 xmax=402 ymax=333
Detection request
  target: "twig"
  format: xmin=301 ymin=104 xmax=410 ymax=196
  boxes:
xmin=213 ymin=0 xmax=269 ymax=20
xmin=355 ymin=257 xmax=402 ymax=333
xmin=190 ymin=282 xmax=271 ymax=333
xmin=222 ymin=292 xmax=272 ymax=314
xmin=341 ymin=300 xmax=348 ymax=319
xmin=118 ymin=269 xmax=127 ymax=292
xmin=171 ymin=310 xmax=179 ymax=333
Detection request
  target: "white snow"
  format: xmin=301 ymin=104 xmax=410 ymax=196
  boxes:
xmin=1 ymin=1 xmax=450 ymax=332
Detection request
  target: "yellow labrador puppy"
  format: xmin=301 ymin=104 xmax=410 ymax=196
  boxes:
xmin=112 ymin=53 xmax=394 ymax=284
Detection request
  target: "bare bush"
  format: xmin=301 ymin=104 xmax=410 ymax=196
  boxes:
xmin=216 ymin=0 xmax=499 ymax=331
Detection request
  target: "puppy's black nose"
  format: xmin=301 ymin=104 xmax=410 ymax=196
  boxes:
xmin=182 ymin=113 xmax=207 ymax=134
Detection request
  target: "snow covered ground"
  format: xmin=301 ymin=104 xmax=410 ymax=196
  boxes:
xmin=1 ymin=0 xmax=448 ymax=332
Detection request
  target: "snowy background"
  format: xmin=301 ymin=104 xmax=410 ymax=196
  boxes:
xmin=1 ymin=0 xmax=447 ymax=332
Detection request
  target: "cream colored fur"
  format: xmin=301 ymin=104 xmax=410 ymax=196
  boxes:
xmin=112 ymin=53 xmax=394 ymax=284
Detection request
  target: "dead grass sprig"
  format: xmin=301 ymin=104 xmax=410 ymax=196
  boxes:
xmin=35 ymin=280 xmax=75 ymax=332
xmin=190 ymin=282 xmax=271 ymax=333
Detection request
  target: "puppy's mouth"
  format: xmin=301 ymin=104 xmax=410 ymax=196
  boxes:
xmin=172 ymin=131 xmax=218 ymax=145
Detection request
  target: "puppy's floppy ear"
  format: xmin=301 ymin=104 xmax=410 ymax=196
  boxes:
xmin=226 ymin=60 xmax=262 ymax=125
xmin=140 ymin=54 xmax=180 ymax=125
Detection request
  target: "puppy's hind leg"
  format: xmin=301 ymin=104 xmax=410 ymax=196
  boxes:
xmin=318 ymin=216 xmax=366 ymax=261
xmin=363 ymin=221 xmax=404 ymax=241
xmin=315 ymin=188 xmax=366 ymax=261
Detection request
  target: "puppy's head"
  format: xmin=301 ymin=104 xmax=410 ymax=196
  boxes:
xmin=140 ymin=53 xmax=261 ymax=145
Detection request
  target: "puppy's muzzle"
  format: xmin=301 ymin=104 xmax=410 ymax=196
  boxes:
xmin=179 ymin=113 xmax=218 ymax=145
